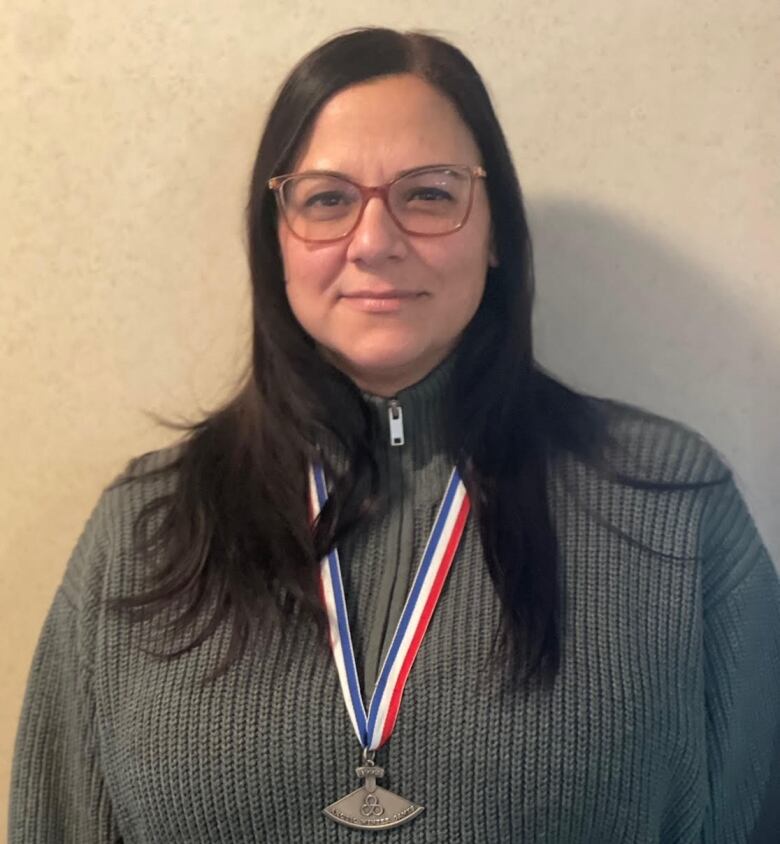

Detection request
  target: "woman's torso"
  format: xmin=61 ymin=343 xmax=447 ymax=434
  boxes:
xmin=92 ymin=396 xmax=717 ymax=843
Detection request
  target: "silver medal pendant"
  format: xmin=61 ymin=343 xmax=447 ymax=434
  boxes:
xmin=324 ymin=750 xmax=424 ymax=831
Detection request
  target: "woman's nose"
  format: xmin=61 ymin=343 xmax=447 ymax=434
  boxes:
xmin=345 ymin=196 xmax=408 ymax=265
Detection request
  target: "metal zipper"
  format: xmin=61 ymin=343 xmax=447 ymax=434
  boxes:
xmin=388 ymin=399 xmax=405 ymax=447
xmin=363 ymin=397 xmax=407 ymax=696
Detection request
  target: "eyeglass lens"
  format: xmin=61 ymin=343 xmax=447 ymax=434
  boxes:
xmin=279 ymin=168 xmax=473 ymax=240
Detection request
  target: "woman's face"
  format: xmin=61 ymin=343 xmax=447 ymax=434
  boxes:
xmin=277 ymin=73 xmax=495 ymax=397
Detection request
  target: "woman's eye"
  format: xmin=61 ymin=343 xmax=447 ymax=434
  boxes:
xmin=303 ymin=191 xmax=348 ymax=208
xmin=406 ymin=187 xmax=453 ymax=202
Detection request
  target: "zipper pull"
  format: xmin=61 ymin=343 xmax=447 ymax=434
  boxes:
xmin=388 ymin=400 xmax=405 ymax=447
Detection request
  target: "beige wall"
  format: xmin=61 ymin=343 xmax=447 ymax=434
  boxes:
xmin=2 ymin=0 xmax=778 ymax=832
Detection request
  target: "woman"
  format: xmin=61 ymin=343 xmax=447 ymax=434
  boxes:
xmin=10 ymin=27 xmax=780 ymax=843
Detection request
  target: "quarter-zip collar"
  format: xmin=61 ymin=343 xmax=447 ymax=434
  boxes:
xmin=348 ymin=353 xmax=457 ymax=697
xmin=359 ymin=352 xmax=454 ymax=466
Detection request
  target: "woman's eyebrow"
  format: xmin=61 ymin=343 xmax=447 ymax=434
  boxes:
xmin=395 ymin=163 xmax=456 ymax=178
xmin=294 ymin=163 xmax=456 ymax=181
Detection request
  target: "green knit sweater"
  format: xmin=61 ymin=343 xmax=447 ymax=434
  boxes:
xmin=10 ymin=366 xmax=780 ymax=843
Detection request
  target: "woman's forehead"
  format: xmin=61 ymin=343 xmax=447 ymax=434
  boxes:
xmin=292 ymin=74 xmax=481 ymax=176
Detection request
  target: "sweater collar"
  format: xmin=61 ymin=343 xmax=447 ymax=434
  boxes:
xmin=359 ymin=352 xmax=454 ymax=460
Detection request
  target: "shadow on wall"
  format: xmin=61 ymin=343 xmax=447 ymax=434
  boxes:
xmin=527 ymin=196 xmax=779 ymax=562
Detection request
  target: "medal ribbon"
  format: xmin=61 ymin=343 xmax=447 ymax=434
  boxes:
xmin=309 ymin=462 xmax=470 ymax=751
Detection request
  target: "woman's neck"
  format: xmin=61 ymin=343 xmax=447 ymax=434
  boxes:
xmin=320 ymin=343 xmax=457 ymax=398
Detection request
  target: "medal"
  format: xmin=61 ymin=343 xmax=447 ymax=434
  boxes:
xmin=322 ymin=748 xmax=424 ymax=830
xmin=310 ymin=463 xmax=470 ymax=831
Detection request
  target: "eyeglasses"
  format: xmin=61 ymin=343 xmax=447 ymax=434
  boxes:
xmin=268 ymin=164 xmax=487 ymax=243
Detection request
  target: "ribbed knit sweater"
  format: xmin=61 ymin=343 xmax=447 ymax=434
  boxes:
xmin=10 ymin=364 xmax=780 ymax=843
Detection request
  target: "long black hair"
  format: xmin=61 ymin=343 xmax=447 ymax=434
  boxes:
xmin=117 ymin=27 xmax=725 ymax=687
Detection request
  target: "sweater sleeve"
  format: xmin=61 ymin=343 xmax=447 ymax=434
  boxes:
xmin=699 ymin=473 xmax=780 ymax=844
xmin=8 ymin=495 xmax=121 ymax=844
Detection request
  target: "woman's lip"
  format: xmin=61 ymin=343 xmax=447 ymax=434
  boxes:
xmin=341 ymin=290 xmax=421 ymax=299
xmin=340 ymin=291 xmax=424 ymax=313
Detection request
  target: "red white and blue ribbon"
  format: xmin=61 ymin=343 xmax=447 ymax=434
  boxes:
xmin=309 ymin=462 xmax=470 ymax=751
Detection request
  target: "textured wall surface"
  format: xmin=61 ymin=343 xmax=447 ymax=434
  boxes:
xmin=2 ymin=0 xmax=778 ymax=830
